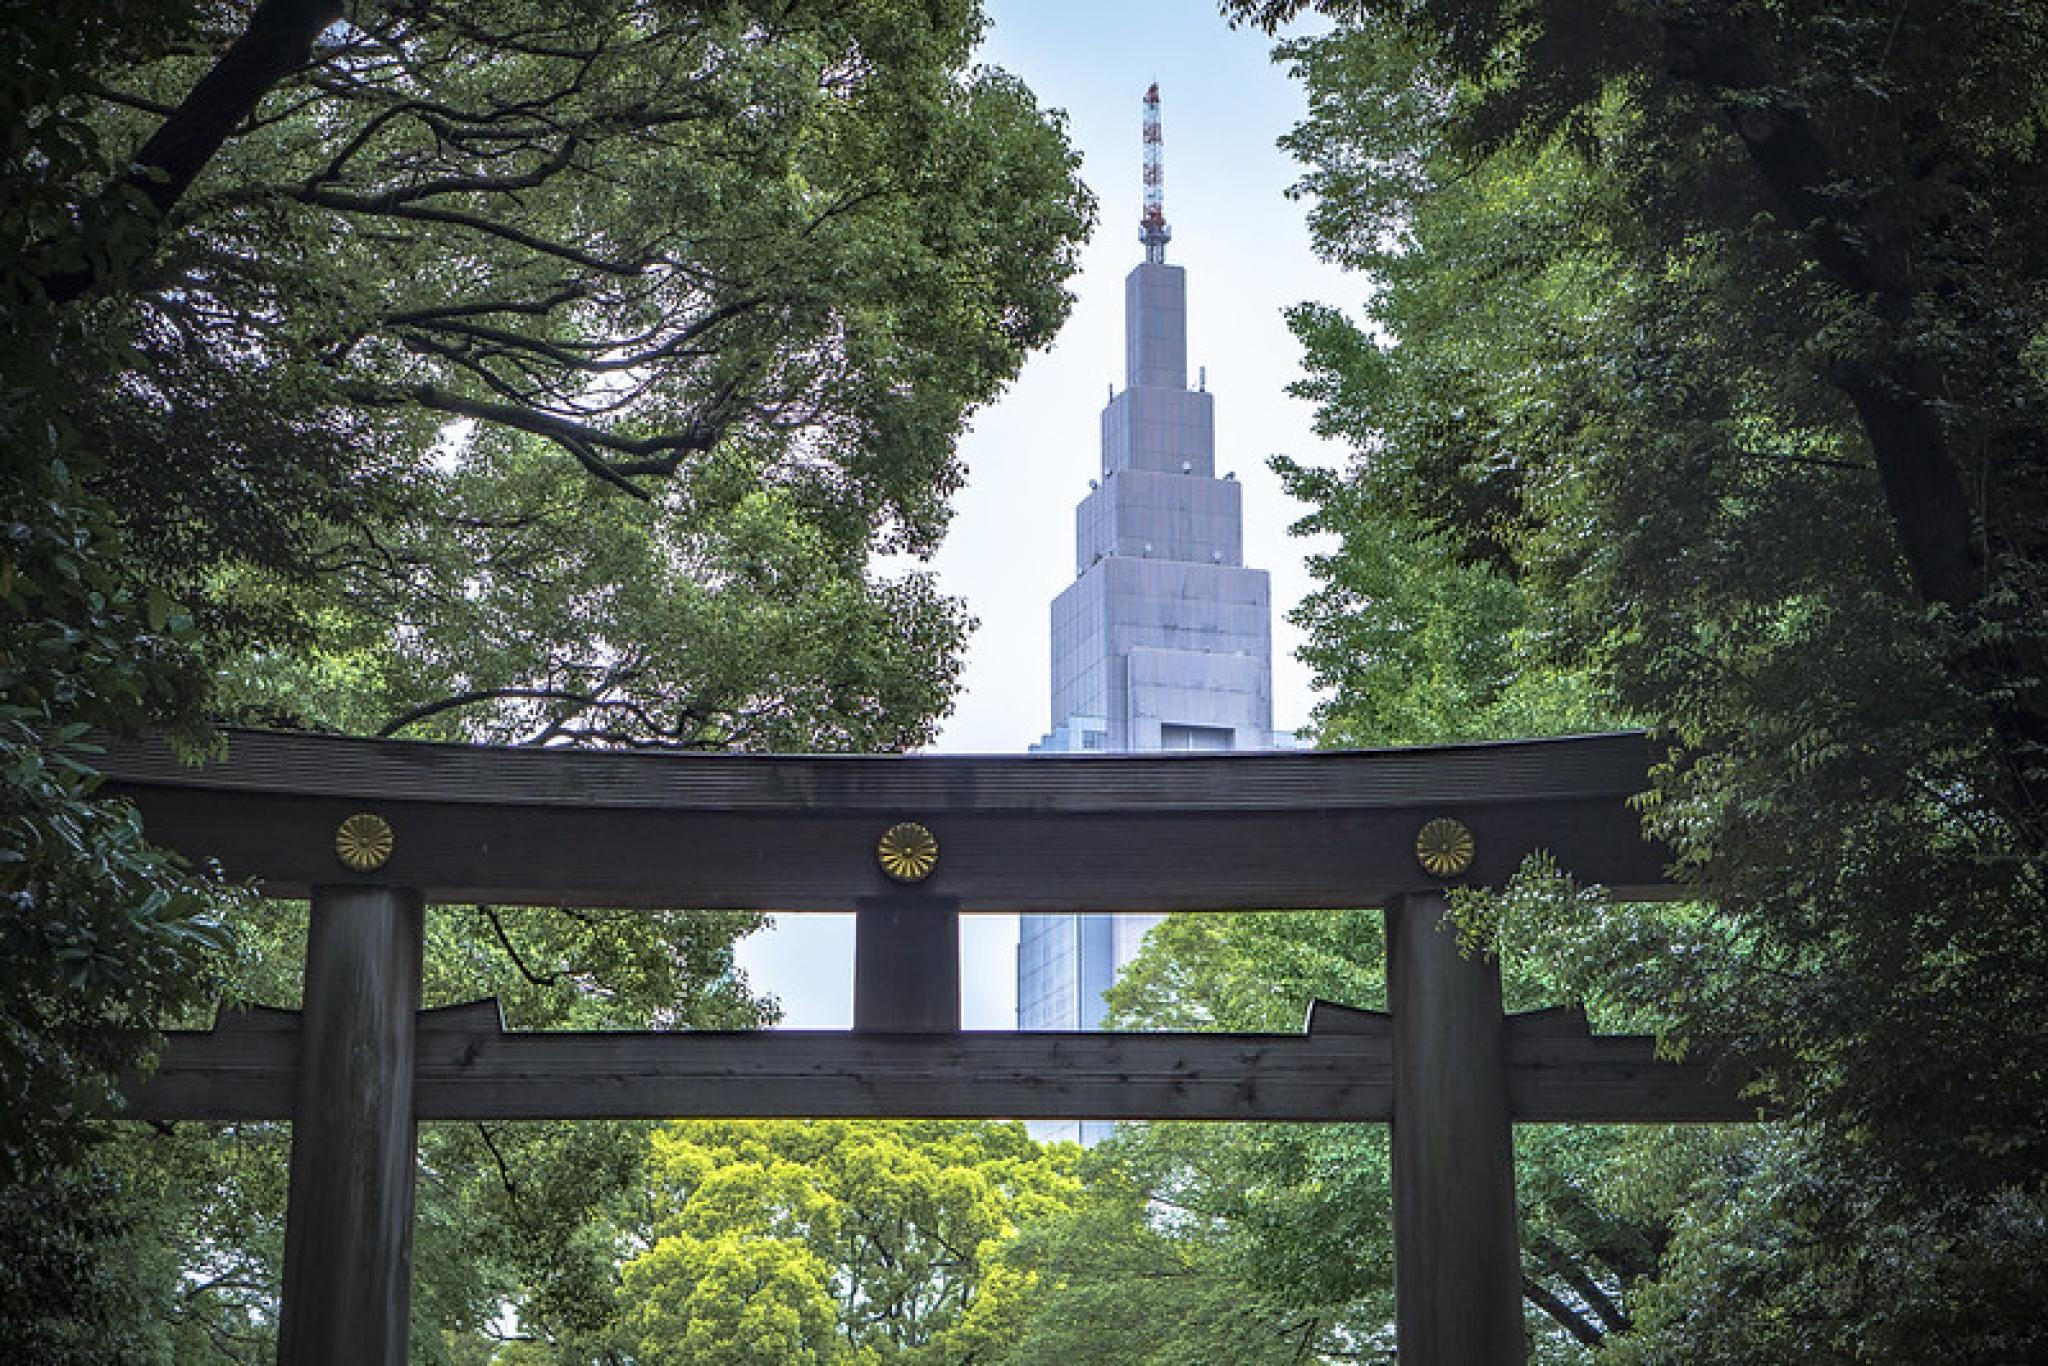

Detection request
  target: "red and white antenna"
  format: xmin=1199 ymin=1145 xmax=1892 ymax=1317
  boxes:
xmin=1140 ymin=82 xmax=1171 ymax=263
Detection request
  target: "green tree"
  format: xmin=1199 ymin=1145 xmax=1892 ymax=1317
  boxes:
xmin=1075 ymin=427 xmax=1659 ymax=1355
xmin=1085 ymin=906 xmax=1691 ymax=1360
xmin=49 ymin=0 xmax=1091 ymax=744
xmin=1227 ymin=1 xmax=2048 ymax=1355
xmin=995 ymin=1149 xmax=1366 ymax=1366
xmin=608 ymin=1120 xmax=1080 ymax=1365
xmin=2 ymin=12 xmax=257 ymax=1358
xmin=1276 ymin=446 xmax=1612 ymax=750
xmin=5 ymin=0 xmax=1091 ymax=1354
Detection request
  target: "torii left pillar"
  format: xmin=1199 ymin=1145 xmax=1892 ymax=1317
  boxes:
xmin=276 ymin=884 xmax=424 ymax=1365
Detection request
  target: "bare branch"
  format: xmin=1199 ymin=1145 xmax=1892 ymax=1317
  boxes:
xmin=377 ymin=686 xmax=604 ymax=737
xmin=477 ymin=905 xmax=564 ymax=989
xmin=295 ymin=187 xmax=649 ymax=276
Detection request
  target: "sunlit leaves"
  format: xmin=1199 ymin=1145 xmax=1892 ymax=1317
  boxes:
xmin=615 ymin=1120 xmax=1080 ymax=1363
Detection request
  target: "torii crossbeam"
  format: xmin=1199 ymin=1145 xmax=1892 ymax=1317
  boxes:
xmin=101 ymin=728 xmax=1761 ymax=1366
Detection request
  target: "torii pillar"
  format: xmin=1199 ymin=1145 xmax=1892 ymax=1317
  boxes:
xmin=276 ymin=883 xmax=424 ymax=1365
xmin=1388 ymin=890 xmax=1524 ymax=1363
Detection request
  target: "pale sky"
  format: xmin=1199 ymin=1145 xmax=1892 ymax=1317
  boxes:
xmin=734 ymin=2 xmax=1358 ymax=1029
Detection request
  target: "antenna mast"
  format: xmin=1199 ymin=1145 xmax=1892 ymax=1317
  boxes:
xmin=1140 ymin=83 xmax=1171 ymax=264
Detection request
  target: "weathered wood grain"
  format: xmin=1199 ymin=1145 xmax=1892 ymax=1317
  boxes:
xmin=91 ymin=729 xmax=1676 ymax=909
xmin=1387 ymin=891 xmax=1523 ymax=1365
xmin=277 ymin=885 xmax=422 ymax=1366
xmin=414 ymin=1017 xmax=1397 ymax=1123
xmin=120 ymin=997 xmax=1757 ymax=1125
xmin=854 ymin=896 xmax=960 ymax=1033
xmin=1303 ymin=999 xmax=1393 ymax=1035
xmin=93 ymin=727 xmax=1661 ymax=812
xmin=1505 ymin=1006 xmax=1764 ymax=1123
xmin=121 ymin=1004 xmax=298 ymax=1121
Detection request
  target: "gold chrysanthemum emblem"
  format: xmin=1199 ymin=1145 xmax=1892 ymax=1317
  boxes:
xmin=335 ymin=812 xmax=395 ymax=872
xmin=876 ymin=822 xmax=939 ymax=883
xmin=1415 ymin=817 xmax=1475 ymax=878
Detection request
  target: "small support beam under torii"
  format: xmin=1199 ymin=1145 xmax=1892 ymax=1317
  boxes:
xmin=854 ymin=894 xmax=960 ymax=1033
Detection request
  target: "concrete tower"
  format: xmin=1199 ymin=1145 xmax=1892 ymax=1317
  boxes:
xmin=1017 ymin=85 xmax=1285 ymax=1142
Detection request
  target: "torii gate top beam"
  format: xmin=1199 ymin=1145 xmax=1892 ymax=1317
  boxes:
xmin=95 ymin=728 xmax=1673 ymax=910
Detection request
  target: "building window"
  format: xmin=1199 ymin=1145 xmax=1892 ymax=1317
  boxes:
xmin=1160 ymin=723 xmax=1233 ymax=751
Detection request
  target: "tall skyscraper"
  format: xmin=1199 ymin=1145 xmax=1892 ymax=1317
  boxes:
xmin=1017 ymin=85 xmax=1288 ymax=1142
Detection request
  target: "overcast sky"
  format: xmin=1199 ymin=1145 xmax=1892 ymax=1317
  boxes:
xmin=734 ymin=2 xmax=1359 ymax=1029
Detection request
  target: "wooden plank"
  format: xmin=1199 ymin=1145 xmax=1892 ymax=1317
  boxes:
xmin=409 ymin=1015 xmax=1396 ymax=1123
xmin=123 ymin=1002 xmax=1397 ymax=1122
xmin=91 ymin=729 xmax=1677 ymax=909
xmin=122 ymin=1004 xmax=298 ymax=1121
xmin=1387 ymin=892 xmax=1524 ymax=1366
xmin=99 ymin=791 xmax=1669 ymax=912
xmin=277 ymin=885 xmax=423 ymax=1366
xmin=119 ymin=999 xmax=1758 ymax=1126
xmin=1505 ymin=1007 xmax=1764 ymax=1124
xmin=95 ymin=727 xmax=1663 ymax=813
xmin=1304 ymin=999 xmax=1392 ymax=1036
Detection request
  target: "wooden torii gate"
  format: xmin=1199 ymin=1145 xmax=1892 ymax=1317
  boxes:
xmin=102 ymin=728 xmax=1758 ymax=1365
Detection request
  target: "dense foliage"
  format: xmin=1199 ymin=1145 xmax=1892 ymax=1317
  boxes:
xmin=603 ymin=1121 xmax=1079 ymax=1364
xmin=25 ymin=0 xmax=1093 ymax=748
xmin=13 ymin=0 xmax=2047 ymax=1358
xmin=3 ymin=0 xmax=1090 ymax=1356
xmin=1216 ymin=0 xmax=2048 ymax=1356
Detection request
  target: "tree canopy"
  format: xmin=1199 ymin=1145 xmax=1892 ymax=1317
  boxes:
xmin=14 ymin=0 xmax=1092 ymax=744
xmin=608 ymin=1120 xmax=1080 ymax=1364
xmin=3 ymin=1 xmax=1092 ymax=1356
xmin=1211 ymin=0 xmax=2048 ymax=1355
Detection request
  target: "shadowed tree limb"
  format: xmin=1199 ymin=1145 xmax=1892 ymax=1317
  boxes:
xmin=1522 ymin=1274 xmax=1606 ymax=1348
xmin=43 ymin=0 xmax=345 ymax=305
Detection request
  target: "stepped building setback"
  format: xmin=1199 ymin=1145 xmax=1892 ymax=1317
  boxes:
xmin=1017 ymin=84 xmax=1290 ymax=1142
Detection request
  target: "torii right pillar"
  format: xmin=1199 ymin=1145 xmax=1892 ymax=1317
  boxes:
xmin=1387 ymin=890 xmax=1525 ymax=1363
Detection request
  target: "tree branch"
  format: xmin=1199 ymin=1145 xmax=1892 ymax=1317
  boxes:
xmin=474 ymin=1121 xmax=523 ymax=1204
xmin=1661 ymin=14 xmax=2048 ymax=825
xmin=477 ymin=904 xmax=564 ymax=989
xmin=377 ymin=686 xmax=603 ymax=737
xmin=1662 ymin=18 xmax=1982 ymax=613
xmin=45 ymin=0 xmax=344 ymax=304
xmin=294 ymin=187 xmax=649 ymax=276
xmin=343 ymin=380 xmax=722 ymax=495
xmin=318 ymin=131 xmax=583 ymax=210
xmin=1558 ymin=1263 xmax=1630 ymax=1335
xmin=1522 ymin=1273 xmax=1606 ymax=1348
xmin=392 ymin=290 xmax=764 ymax=373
